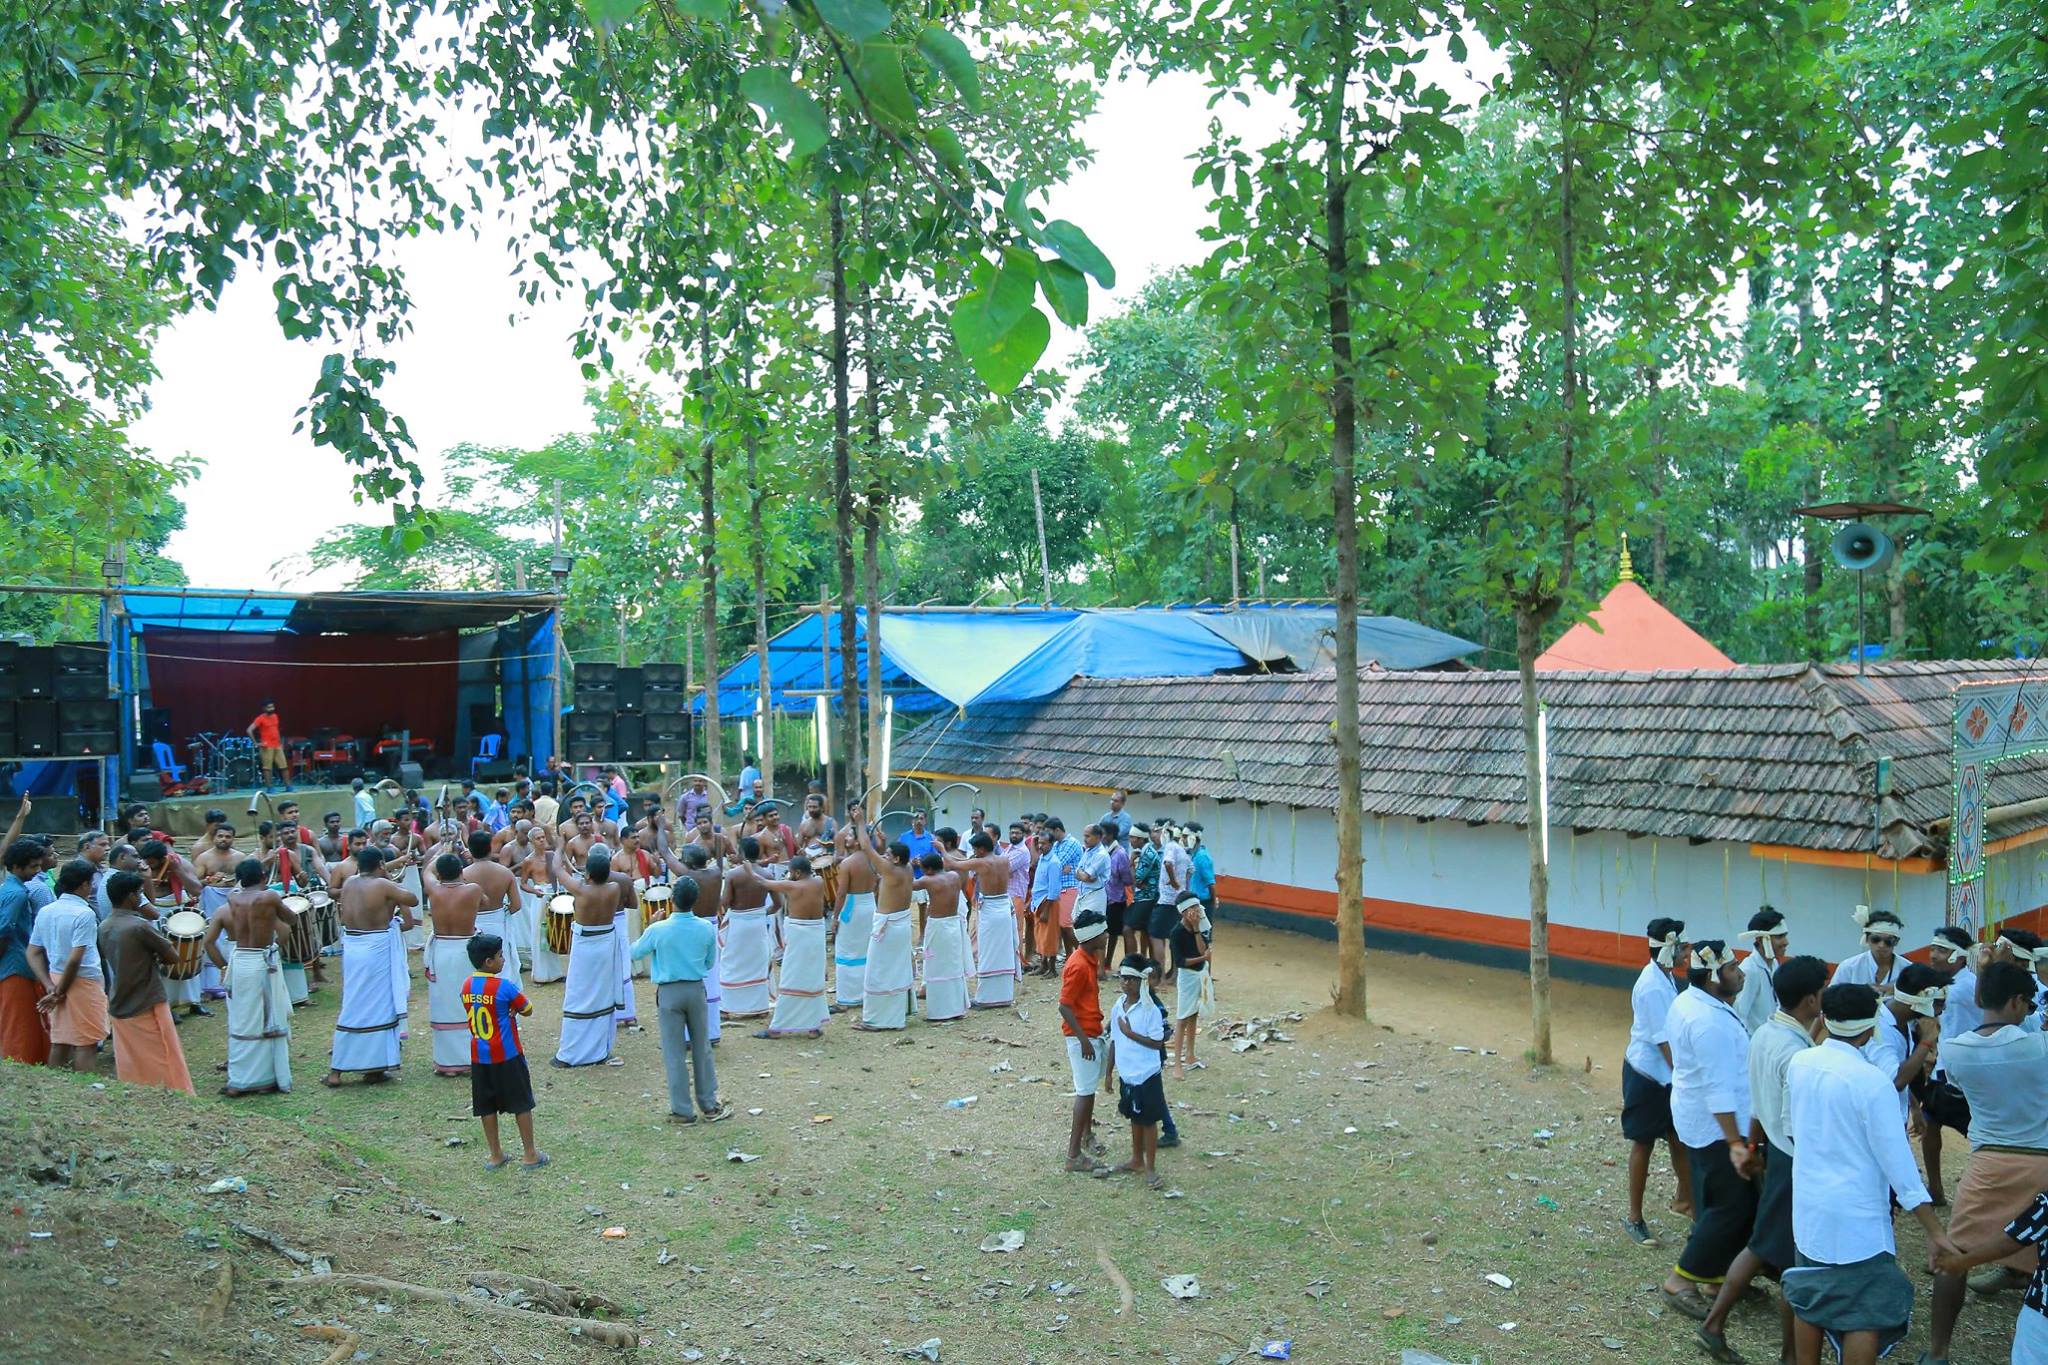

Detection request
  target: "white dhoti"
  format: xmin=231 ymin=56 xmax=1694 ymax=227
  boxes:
xmin=474 ymin=905 xmax=522 ymax=994
xmin=627 ymin=890 xmax=649 ymax=979
xmin=861 ymin=908 xmax=914 ymax=1030
xmin=765 ymin=917 xmax=829 ymax=1036
xmin=554 ymin=920 xmax=618 ymax=1066
xmin=400 ymin=865 xmax=427 ymax=949
xmin=226 ymin=945 xmax=292 ymax=1093
xmin=1176 ymin=965 xmax=1215 ymax=1020
xmin=426 ymin=935 xmax=473 ymax=1073
xmin=921 ymin=915 xmax=969 ymax=1022
xmin=834 ymin=890 xmax=876 ymax=1007
xmin=972 ymin=894 xmax=1018 ymax=1008
xmin=720 ymin=908 xmax=776 ymax=1019
xmin=613 ymin=908 xmax=637 ymax=1028
xmin=511 ymin=888 xmax=538 ymax=966
xmin=330 ymin=927 xmax=403 ymax=1073
xmin=387 ymin=918 xmax=411 ymax=1039
xmin=526 ymin=890 xmax=565 ymax=983
xmin=198 ymin=886 xmax=229 ymax=997
xmin=700 ymin=919 xmax=723 ymax=1041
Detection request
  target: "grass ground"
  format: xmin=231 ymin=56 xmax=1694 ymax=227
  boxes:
xmin=0 ymin=926 xmax=2025 ymax=1364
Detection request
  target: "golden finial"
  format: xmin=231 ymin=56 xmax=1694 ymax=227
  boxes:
xmin=1618 ymin=533 xmax=1636 ymax=583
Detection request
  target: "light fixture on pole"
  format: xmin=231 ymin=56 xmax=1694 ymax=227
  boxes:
xmin=816 ymin=696 xmax=830 ymax=766
xmin=880 ymin=694 xmax=895 ymax=787
xmin=1536 ymin=705 xmax=1551 ymax=867
xmin=100 ymin=541 xmax=128 ymax=589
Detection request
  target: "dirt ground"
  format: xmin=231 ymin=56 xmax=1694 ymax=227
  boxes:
xmin=0 ymin=925 xmax=2023 ymax=1364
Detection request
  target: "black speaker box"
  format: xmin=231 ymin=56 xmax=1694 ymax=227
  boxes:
xmin=52 ymin=642 xmax=101 ymax=673
xmin=569 ymin=733 xmax=608 ymax=764
xmin=644 ymin=662 xmax=685 ymax=689
xmin=55 ymin=671 xmax=108 ymax=701
xmin=615 ymin=667 xmax=645 ymax=714
xmin=645 ymin=732 xmax=686 ymax=762
xmin=60 ymin=730 xmax=117 ymax=756
xmin=644 ymin=710 xmax=688 ymax=742
xmin=579 ymin=662 xmax=618 ymax=690
xmin=567 ymin=711 xmax=613 ymax=738
xmin=396 ymin=760 xmax=425 ymax=789
xmin=16 ymin=699 xmax=56 ymax=755
xmin=12 ymin=648 xmax=54 ymax=699
xmin=475 ymin=759 xmax=518 ymax=784
xmin=140 ymin=706 xmax=174 ymax=746
xmin=59 ymin=699 xmax=117 ymax=735
xmin=612 ymin=713 xmax=645 ymax=761
xmin=577 ymin=686 xmax=617 ymax=712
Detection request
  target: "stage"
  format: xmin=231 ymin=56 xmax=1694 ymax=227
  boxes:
xmin=142 ymin=784 xmax=398 ymax=840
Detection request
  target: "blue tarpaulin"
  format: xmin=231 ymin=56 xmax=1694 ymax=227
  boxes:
xmin=701 ymin=605 xmax=1478 ymax=715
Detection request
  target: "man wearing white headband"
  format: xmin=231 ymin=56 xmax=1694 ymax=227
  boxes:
xmin=1622 ymin=916 xmax=1696 ymax=1246
xmin=1782 ymin=983 xmax=1958 ymax=1363
xmin=1830 ymin=905 xmax=1905 ymax=994
xmin=1058 ymin=907 xmax=1113 ymax=1174
xmin=1659 ymin=941 xmax=1758 ymax=1320
xmin=1927 ymin=960 xmax=2048 ymax=1356
xmin=1733 ymin=906 xmax=1788 ymax=1036
xmin=1864 ymin=963 xmax=1945 ymax=1127
xmin=1993 ymin=928 xmax=2048 ymax=1029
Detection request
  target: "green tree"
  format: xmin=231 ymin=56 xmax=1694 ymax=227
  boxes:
xmin=899 ymin=416 xmax=1106 ymax=599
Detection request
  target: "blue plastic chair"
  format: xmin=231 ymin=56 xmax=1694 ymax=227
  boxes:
xmin=470 ymin=733 xmax=503 ymax=777
xmin=151 ymin=740 xmax=187 ymax=782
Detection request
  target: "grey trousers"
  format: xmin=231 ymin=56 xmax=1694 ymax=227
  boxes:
xmin=656 ymin=979 xmax=718 ymax=1116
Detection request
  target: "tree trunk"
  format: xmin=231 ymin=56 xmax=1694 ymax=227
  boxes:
xmin=1325 ymin=0 xmax=1366 ymax=1022
xmin=697 ymin=300 xmax=722 ymax=790
xmin=1643 ymin=364 xmax=1668 ymax=588
xmin=860 ymin=240 xmax=887 ymax=794
xmin=1803 ymin=526 xmax=1825 ymax=658
xmin=1515 ymin=604 xmax=1551 ymax=1065
xmin=1877 ymin=237 xmax=1908 ymax=653
xmin=747 ymin=399 xmax=772 ymax=797
xmin=830 ymin=189 xmax=862 ymax=806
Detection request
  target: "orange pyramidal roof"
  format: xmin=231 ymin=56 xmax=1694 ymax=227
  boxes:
xmin=1535 ymin=548 xmax=1736 ymax=672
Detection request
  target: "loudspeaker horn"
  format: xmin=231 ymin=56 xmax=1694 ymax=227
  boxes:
xmin=1830 ymin=521 xmax=1896 ymax=572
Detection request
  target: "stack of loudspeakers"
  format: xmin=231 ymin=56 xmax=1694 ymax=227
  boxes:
xmin=0 ymin=643 xmax=117 ymax=757
xmin=571 ymin=662 xmax=692 ymax=764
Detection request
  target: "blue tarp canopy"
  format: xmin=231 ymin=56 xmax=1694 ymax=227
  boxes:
xmin=701 ymin=605 xmax=1477 ymax=714
xmin=120 ymin=589 xmax=557 ymax=636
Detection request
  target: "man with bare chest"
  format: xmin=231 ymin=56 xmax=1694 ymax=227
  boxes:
xmin=758 ymin=856 xmax=830 ymax=1038
xmin=720 ymin=838 xmax=777 ymax=1020
xmin=324 ymin=845 xmax=418 ymax=1087
xmin=948 ymin=830 xmax=1019 ymax=1007
xmin=916 ymin=853 xmax=970 ymax=1022
xmin=422 ymin=850 xmax=485 ymax=1075
xmin=856 ymin=809 xmax=917 ymax=1031
xmin=202 ymin=859 xmax=298 ymax=1096
xmin=551 ymin=845 xmax=626 ymax=1067
xmin=832 ymin=818 xmax=878 ymax=1010
xmin=461 ymin=828 xmax=522 ymax=991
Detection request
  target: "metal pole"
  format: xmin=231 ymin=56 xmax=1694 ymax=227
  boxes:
xmin=1029 ymin=467 xmax=1052 ymax=604
xmin=1230 ymin=523 xmax=1242 ymax=606
xmin=616 ymin=601 xmax=627 ymax=666
xmin=820 ymin=588 xmax=833 ymax=809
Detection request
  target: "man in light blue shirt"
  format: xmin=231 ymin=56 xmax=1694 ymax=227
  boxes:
xmin=737 ymin=754 xmax=762 ymax=801
xmin=351 ymin=778 xmax=376 ymax=829
xmin=630 ymin=880 xmax=728 ymax=1124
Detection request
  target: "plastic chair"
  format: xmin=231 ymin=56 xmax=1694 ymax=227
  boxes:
xmin=151 ymin=740 xmax=187 ymax=782
xmin=471 ymin=733 xmax=503 ymax=778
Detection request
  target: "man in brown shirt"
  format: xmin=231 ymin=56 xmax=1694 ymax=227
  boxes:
xmin=96 ymin=870 xmax=194 ymax=1094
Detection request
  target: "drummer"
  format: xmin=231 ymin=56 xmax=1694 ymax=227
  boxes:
xmin=795 ymin=793 xmax=838 ymax=851
xmin=460 ymin=829 xmax=522 ymax=992
xmin=756 ymin=804 xmax=798 ymax=874
xmin=138 ymin=838 xmax=208 ymax=1018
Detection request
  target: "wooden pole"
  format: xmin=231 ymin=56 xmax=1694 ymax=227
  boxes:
xmin=1029 ymin=467 xmax=1052 ymax=603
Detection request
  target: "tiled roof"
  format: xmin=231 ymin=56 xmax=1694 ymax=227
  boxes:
xmin=1535 ymin=579 xmax=1737 ymax=671
xmin=899 ymin=660 xmax=2048 ymax=858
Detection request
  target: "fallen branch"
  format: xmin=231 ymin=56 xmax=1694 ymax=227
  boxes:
xmin=299 ymin=1324 xmax=361 ymax=1365
xmin=233 ymin=1222 xmax=319 ymax=1266
xmin=1095 ymin=1245 xmax=1134 ymax=1316
xmin=468 ymin=1271 xmax=624 ymax=1318
xmin=978 ymin=1033 xmax=1030 ymax=1049
xmin=199 ymin=1259 xmax=232 ymax=1333
xmin=268 ymin=1272 xmax=639 ymax=1348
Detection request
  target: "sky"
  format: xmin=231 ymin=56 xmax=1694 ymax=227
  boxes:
xmin=137 ymin=51 xmax=1493 ymax=592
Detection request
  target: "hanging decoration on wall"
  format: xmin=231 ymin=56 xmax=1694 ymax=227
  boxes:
xmin=1949 ymin=679 xmax=2048 ymax=932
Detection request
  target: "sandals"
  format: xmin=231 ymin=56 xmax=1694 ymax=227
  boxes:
xmin=484 ymin=1155 xmax=513 ymax=1170
xmin=1693 ymin=1327 xmax=1745 ymax=1363
xmin=521 ymin=1152 xmax=551 ymax=1169
xmin=1659 ymin=1286 xmax=1711 ymax=1321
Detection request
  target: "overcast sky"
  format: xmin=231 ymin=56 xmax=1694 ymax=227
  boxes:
xmin=139 ymin=52 xmax=1494 ymax=591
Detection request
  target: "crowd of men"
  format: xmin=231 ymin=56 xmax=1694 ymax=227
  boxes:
xmin=0 ymin=780 xmax=1222 ymax=1183
xmin=1625 ymin=905 xmax=2048 ymax=1364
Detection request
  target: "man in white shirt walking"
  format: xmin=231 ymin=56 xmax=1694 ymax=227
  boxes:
xmin=1696 ymin=954 xmax=1827 ymax=1363
xmin=1623 ymin=917 xmax=1697 ymax=1245
xmin=1733 ymin=905 xmax=1789 ymax=1035
xmin=1783 ymin=982 xmax=1960 ymax=1365
xmin=1661 ymin=941 xmax=1760 ymax=1319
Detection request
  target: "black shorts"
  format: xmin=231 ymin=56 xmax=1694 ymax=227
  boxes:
xmin=1105 ymin=899 xmax=1126 ymax=938
xmin=1747 ymin=1140 xmax=1796 ymax=1271
xmin=1620 ymin=1061 xmax=1675 ymax=1142
xmin=471 ymin=1054 xmax=536 ymax=1118
xmin=1118 ymin=1072 xmax=1167 ymax=1126
xmin=1147 ymin=901 xmax=1179 ymax=940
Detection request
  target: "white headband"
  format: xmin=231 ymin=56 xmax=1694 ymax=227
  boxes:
xmin=1118 ymin=964 xmax=1150 ymax=979
xmin=1737 ymin=927 xmax=1784 ymax=960
xmin=1826 ymin=1014 xmax=1882 ymax=1038
xmin=1649 ymin=931 xmax=1682 ymax=968
xmin=1927 ymin=938 xmax=1972 ymax=964
xmin=1894 ymin=984 xmax=1946 ymax=1017
xmin=2003 ymin=937 xmax=2043 ymax=963
xmin=1851 ymin=904 xmax=1872 ymax=928
xmin=1692 ymin=944 xmax=1736 ymax=972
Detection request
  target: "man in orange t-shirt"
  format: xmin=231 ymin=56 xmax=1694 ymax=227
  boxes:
xmin=1058 ymin=907 xmax=1112 ymax=1173
xmin=246 ymin=699 xmax=289 ymax=791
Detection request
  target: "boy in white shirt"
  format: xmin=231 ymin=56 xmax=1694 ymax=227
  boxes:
xmin=1107 ymin=953 xmax=1169 ymax=1190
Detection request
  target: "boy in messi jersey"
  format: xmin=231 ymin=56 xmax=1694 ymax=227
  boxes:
xmin=461 ymin=933 xmax=547 ymax=1170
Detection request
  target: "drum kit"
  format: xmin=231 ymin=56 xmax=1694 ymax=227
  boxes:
xmin=161 ymin=908 xmax=208 ymax=981
xmin=185 ymin=732 xmax=260 ymax=790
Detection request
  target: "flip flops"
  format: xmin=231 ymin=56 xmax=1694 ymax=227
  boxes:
xmin=485 ymin=1155 xmax=513 ymax=1170
xmin=521 ymin=1152 xmax=551 ymax=1169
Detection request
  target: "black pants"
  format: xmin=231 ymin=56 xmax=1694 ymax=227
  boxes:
xmin=1678 ymin=1139 xmax=1760 ymax=1283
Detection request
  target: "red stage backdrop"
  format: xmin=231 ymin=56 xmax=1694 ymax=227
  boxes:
xmin=142 ymin=628 xmax=461 ymax=749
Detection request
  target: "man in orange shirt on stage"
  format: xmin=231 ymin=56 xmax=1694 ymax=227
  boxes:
xmin=246 ymin=699 xmax=290 ymax=792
